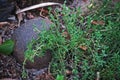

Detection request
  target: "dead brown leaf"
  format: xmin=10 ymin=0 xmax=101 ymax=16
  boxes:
xmin=66 ymin=69 xmax=72 ymax=75
xmin=91 ymin=20 xmax=105 ymax=25
xmin=62 ymin=31 xmax=70 ymax=40
xmin=79 ymin=45 xmax=87 ymax=51
xmin=62 ymin=31 xmax=68 ymax=37
xmin=36 ymin=73 xmax=55 ymax=80
xmin=0 ymin=36 xmax=2 ymax=45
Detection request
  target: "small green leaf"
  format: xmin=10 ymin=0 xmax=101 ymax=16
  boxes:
xmin=56 ymin=75 xmax=64 ymax=80
xmin=0 ymin=40 xmax=14 ymax=55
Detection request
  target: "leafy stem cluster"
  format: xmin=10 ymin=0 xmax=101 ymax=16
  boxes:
xmin=24 ymin=0 xmax=120 ymax=80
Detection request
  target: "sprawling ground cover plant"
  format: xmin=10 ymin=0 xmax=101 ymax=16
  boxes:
xmin=24 ymin=0 xmax=120 ymax=79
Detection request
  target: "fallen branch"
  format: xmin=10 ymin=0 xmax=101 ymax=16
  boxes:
xmin=16 ymin=2 xmax=62 ymax=14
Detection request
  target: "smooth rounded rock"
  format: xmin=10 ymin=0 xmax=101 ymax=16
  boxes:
xmin=12 ymin=17 xmax=52 ymax=69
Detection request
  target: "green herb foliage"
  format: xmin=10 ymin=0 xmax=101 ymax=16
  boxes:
xmin=24 ymin=0 xmax=120 ymax=79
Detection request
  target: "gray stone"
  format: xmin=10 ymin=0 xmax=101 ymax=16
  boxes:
xmin=12 ymin=17 xmax=52 ymax=69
